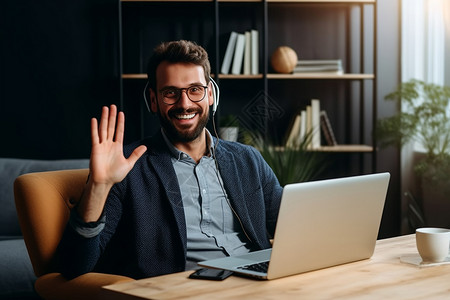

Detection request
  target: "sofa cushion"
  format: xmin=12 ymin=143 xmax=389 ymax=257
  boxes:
xmin=0 ymin=239 xmax=40 ymax=299
xmin=0 ymin=158 xmax=89 ymax=237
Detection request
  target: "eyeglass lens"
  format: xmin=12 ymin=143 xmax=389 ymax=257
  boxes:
xmin=161 ymin=86 xmax=207 ymax=105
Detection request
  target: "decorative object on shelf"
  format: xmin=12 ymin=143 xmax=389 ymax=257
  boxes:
xmin=219 ymin=127 xmax=239 ymax=142
xmin=376 ymin=79 xmax=450 ymax=228
xmin=219 ymin=114 xmax=239 ymax=142
xmin=270 ymin=46 xmax=298 ymax=74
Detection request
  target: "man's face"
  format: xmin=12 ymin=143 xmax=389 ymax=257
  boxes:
xmin=150 ymin=61 xmax=213 ymax=143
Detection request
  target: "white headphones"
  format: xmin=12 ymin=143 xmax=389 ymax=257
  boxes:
xmin=209 ymin=77 xmax=220 ymax=115
xmin=143 ymin=77 xmax=220 ymax=115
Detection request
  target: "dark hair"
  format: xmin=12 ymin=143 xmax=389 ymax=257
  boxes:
xmin=146 ymin=40 xmax=211 ymax=92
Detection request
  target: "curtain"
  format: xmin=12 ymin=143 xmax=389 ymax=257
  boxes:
xmin=400 ymin=0 xmax=450 ymax=233
xmin=402 ymin=0 xmax=450 ymax=85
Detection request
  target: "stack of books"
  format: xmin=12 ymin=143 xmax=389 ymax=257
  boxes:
xmin=293 ymin=59 xmax=343 ymax=74
xmin=285 ymin=99 xmax=338 ymax=149
xmin=221 ymin=30 xmax=259 ymax=75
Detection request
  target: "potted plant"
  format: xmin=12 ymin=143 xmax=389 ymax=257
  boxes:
xmin=376 ymin=79 xmax=450 ymax=227
xmin=241 ymin=130 xmax=329 ymax=186
xmin=219 ymin=114 xmax=240 ymax=142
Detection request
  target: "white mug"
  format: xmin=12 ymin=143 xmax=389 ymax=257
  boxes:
xmin=416 ymin=228 xmax=450 ymax=263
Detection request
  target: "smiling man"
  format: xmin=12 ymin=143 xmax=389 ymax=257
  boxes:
xmin=150 ymin=60 xmax=212 ymax=162
xmin=58 ymin=40 xmax=283 ymax=279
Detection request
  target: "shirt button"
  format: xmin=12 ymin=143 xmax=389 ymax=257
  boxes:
xmin=202 ymin=189 xmax=206 ymax=194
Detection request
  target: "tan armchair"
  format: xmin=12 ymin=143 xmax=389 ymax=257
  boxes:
xmin=14 ymin=169 xmax=134 ymax=300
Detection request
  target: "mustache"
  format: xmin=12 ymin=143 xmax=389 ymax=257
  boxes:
xmin=168 ymin=107 xmax=202 ymax=117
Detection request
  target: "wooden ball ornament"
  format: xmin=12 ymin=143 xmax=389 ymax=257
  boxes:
xmin=270 ymin=46 xmax=298 ymax=73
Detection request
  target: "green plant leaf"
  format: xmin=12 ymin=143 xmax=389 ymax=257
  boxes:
xmin=376 ymin=79 xmax=450 ymax=185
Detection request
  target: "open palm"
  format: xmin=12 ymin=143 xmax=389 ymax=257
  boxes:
xmin=89 ymin=105 xmax=147 ymax=186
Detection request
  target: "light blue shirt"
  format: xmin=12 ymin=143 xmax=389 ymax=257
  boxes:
xmin=161 ymin=129 xmax=251 ymax=270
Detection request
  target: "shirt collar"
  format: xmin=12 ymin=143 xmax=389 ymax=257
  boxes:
xmin=161 ymin=128 xmax=215 ymax=161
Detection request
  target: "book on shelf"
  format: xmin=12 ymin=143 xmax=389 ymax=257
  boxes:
xmin=306 ymin=105 xmax=312 ymax=149
xmin=293 ymin=59 xmax=343 ymax=74
xmin=221 ymin=29 xmax=259 ymax=76
xmin=286 ymin=100 xmax=335 ymax=150
xmin=311 ymin=99 xmax=321 ymax=149
xmin=296 ymin=59 xmax=342 ymax=66
xmin=285 ymin=113 xmax=302 ymax=148
xmin=243 ymin=31 xmax=251 ymax=75
xmin=320 ymin=110 xmax=338 ymax=146
xmin=231 ymin=33 xmax=245 ymax=75
xmin=299 ymin=110 xmax=306 ymax=145
xmin=220 ymin=31 xmax=238 ymax=75
xmin=251 ymin=29 xmax=259 ymax=75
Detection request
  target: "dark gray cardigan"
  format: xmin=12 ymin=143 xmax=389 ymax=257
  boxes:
xmin=59 ymin=131 xmax=282 ymax=279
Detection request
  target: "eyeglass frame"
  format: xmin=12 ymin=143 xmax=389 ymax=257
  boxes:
xmin=158 ymin=85 xmax=209 ymax=105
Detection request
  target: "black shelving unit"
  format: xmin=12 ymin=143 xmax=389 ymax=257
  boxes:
xmin=118 ymin=0 xmax=377 ymax=176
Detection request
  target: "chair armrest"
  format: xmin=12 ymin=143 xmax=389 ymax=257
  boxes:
xmin=14 ymin=169 xmax=89 ymax=276
xmin=35 ymin=272 xmax=135 ymax=300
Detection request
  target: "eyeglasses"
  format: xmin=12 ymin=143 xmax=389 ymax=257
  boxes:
xmin=159 ymin=85 xmax=208 ymax=105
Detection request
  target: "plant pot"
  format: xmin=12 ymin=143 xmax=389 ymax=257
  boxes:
xmin=219 ymin=127 xmax=239 ymax=142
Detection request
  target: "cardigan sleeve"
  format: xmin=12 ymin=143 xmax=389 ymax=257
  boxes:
xmin=67 ymin=209 xmax=106 ymax=238
xmin=217 ymin=141 xmax=283 ymax=247
xmin=250 ymin=146 xmax=283 ymax=236
xmin=58 ymin=182 xmax=125 ymax=279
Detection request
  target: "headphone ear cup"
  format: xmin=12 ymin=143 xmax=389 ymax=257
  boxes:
xmin=212 ymin=96 xmax=217 ymax=115
xmin=210 ymin=77 xmax=219 ymax=115
xmin=143 ymin=81 xmax=152 ymax=113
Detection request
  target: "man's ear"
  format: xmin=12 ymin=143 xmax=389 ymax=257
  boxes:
xmin=150 ymin=89 xmax=157 ymax=113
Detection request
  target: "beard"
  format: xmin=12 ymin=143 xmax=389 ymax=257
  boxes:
xmin=157 ymin=106 xmax=210 ymax=143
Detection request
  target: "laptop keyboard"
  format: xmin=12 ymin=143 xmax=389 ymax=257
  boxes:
xmin=237 ymin=261 xmax=269 ymax=273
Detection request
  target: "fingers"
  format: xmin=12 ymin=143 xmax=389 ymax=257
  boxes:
xmin=95 ymin=105 xmax=121 ymax=143
xmin=91 ymin=117 xmax=99 ymax=145
xmin=128 ymin=145 xmax=147 ymax=165
xmin=108 ymin=105 xmax=117 ymax=141
xmin=115 ymin=111 xmax=125 ymax=144
xmin=98 ymin=106 xmax=109 ymax=143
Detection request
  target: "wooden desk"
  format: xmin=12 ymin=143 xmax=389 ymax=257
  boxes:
xmin=103 ymin=235 xmax=450 ymax=299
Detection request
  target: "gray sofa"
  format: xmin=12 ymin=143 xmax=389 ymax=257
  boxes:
xmin=0 ymin=158 xmax=89 ymax=299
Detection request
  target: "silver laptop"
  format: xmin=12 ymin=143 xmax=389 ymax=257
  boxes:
xmin=198 ymin=172 xmax=390 ymax=280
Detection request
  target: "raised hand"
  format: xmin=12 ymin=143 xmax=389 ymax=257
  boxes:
xmin=89 ymin=105 xmax=146 ymax=185
xmin=77 ymin=105 xmax=147 ymax=222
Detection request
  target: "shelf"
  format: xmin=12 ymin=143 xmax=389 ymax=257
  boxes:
xmin=266 ymin=0 xmax=376 ymax=3
xmin=313 ymin=145 xmax=373 ymax=152
xmin=120 ymin=0 xmax=261 ymax=2
xmin=218 ymin=74 xmax=264 ymax=79
xmin=121 ymin=0 xmax=213 ymax=2
xmin=274 ymin=145 xmax=373 ymax=153
xmin=121 ymin=73 xmax=264 ymax=79
xmin=267 ymin=73 xmax=374 ymax=80
xmin=122 ymin=73 xmax=373 ymax=80
xmin=121 ymin=0 xmax=376 ymax=2
xmin=122 ymin=74 xmax=147 ymax=79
